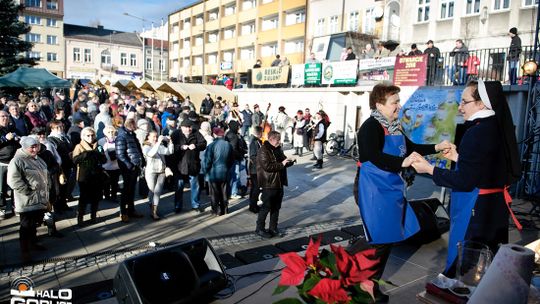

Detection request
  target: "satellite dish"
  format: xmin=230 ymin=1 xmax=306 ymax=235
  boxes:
xmin=374 ymin=7 xmax=384 ymax=19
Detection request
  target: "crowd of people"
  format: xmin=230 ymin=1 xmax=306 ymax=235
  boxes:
xmin=0 ymin=87 xmax=334 ymax=261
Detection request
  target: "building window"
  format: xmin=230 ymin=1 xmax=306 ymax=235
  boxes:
xmin=25 ymin=15 xmax=41 ymax=25
xmin=101 ymin=50 xmax=111 ymax=65
xmin=261 ymin=0 xmax=273 ymax=3
xmin=523 ymin=0 xmax=538 ymax=7
xmin=73 ymin=48 xmax=80 ymax=62
xmin=121 ymin=53 xmax=127 ymax=65
xmin=224 ymin=4 xmax=236 ymax=16
xmin=28 ymin=51 xmax=41 ymax=60
xmin=25 ymin=0 xmax=41 ymax=7
xmin=183 ymin=39 xmax=190 ymax=49
xmin=284 ymin=40 xmax=304 ymax=54
xmin=243 ymin=0 xmax=256 ymax=10
xmin=207 ymin=53 xmax=217 ymax=64
xmin=26 ymin=33 xmax=41 ymax=43
xmin=183 ymin=58 xmax=190 ymax=67
xmin=223 ymin=27 xmax=235 ymax=39
xmin=261 ymin=43 xmax=277 ymax=57
xmin=83 ymin=49 xmax=91 ymax=63
xmin=195 ymin=35 xmax=203 ymax=46
xmin=130 ymin=54 xmax=137 ymax=66
xmin=172 ymin=23 xmax=179 ymax=33
xmin=262 ymin=16 xmax=278 ymax=31
xmin=329 ymin=15 xmax=338 ymax=34
xmin=208 ymin=10 xmax=218 ymax=21
xmin=242 ymin=22 xmax=255 ymax=35
xmin=159 ymin=59 xmax=165 ymax=71
xmin=183 ymin=19 xmax=191 ymax=29
xmin=47 ymin=52 xmax=57 ymax=62
xmin=195 ymin=15 xmax=203 ymax=25
xmin=348 ymin=11 xmax=359 ymax=31
xmin=194 ymin=56 xmax=203 ymax=66
xmin=222 ymin=50 xmax=234 ymax=63
xmin=465 ymin=0 xmax=481 ymax=15
xmin=493 ymin=0 xmax=510 ymax=10
xmin=418 ymin=0 xmax=431 ymax=22
xmin=208 ymin=31 xmax=219 ymax=43
xmin=285 ymin=10 xmax=305 ymax=26
xmin=440 ymin=0 xmax=454 ymax=19
xmin=315 ymin=18 xmax=325 ymax=36
xmin=46 ymin=35 xmax=57 ymax=45
xmin=240 ymin=47 xmax=254 ymax=60
xmin=146 ymin=57 xmax=152 ymax=70
xmin=46 ymin=18 xmax=57 ymax=27
xmin=363 ymin=9 xmax=375 ymax=34
xmin=46 ymin=0 xmax=57 ymax=9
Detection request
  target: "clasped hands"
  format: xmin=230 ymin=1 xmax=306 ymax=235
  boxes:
xmin=402 ymin=140 xmax=457 ymax=175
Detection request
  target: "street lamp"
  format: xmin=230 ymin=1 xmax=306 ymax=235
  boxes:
xmin=123 ymin=12 xmax=150 ymax=80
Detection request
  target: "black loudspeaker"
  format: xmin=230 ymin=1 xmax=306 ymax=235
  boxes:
xmin=114 ymin=238 xmax=227 ymax=304
xmin=406 ymin=198 xmax=450 ymax=246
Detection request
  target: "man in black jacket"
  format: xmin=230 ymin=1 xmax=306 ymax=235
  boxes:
xmin=116 ymin=118 xmax=145 ymax=222
xmin=225 ymin=120 xmax=247 ymax=199
xmin=508 ymin=27 xmax=522 ymax=85
xmin=248 ymin=126 xmax=263 ymax=213
xmin=48 ymin=120 xmax=74 ymax=212
xmin=200 ymin=94 xmax=214 ymax=115
xmin=255 ymin=131 xmax=293 ymax=238
xmin=424 ymin=40 xmax=441 ymax=86
xmin=168 ymin=119 xmax=207 ymax=213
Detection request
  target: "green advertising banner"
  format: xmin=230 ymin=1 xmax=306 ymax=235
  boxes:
xmin=304 ymin=63 xmax=322 ymax=85
xmin=321 ymin=60 xmax=358 ymax=85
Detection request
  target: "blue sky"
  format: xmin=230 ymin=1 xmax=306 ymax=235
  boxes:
xmin=64 ymin=0 xmax=198 ymax=32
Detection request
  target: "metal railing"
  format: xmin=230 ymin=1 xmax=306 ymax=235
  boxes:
xmin=426 ymin=45 xmax=536 ymax=86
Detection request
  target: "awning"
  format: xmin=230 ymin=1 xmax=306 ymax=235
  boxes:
xmin=0 ymin=67 xmax=71 ymax=88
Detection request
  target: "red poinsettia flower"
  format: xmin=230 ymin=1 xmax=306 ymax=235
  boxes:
xmin=278 ymin=236 xmax=322 ymax=286
xmin=331 ymin=245 xmax=379 ymax=288
xmin=308 ymin=278 xmax=351 ymax=303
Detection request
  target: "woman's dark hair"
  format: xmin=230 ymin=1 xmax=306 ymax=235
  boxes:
xmin=369 ymin=83 xmax=401 ymax=109
xmin=466 ymin=80 xmax=482 ymax=101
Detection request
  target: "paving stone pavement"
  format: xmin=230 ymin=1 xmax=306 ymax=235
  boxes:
xmin=0 ymin=149 xmax=538 ymax=303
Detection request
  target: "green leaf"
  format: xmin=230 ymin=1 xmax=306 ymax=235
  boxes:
xmin=373 ymin=279 xmax=398 ymax=287
xmin=300 ymin=274 xmax=321 ymax=294
xmin=350 ymin=285 xmax=375 ymax=304
xmin=273 ymin=285 xmax=290 ymax=295
xmin=319 ymin=250 xmax=338 ymax=277
xmin=273 ymin=298 xmax=304 ymax=304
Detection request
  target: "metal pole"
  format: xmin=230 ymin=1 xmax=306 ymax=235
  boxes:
xmin=142 ymin=27 xmax=145 ymax=80
xmin=160 ymin=18 xmax=164 ymax=82
xmin=202 ymin=0 xmax=206 ymax=84
xmin=151 ymin=22 xmax=155 ymax=81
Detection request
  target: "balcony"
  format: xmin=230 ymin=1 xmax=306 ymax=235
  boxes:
xmin=282 ymin=0 xmax=306 ymax=11
xmin=237 ymin=33 xmax=256 ymax=47
xmin=191 ymin=65 xmax=202 ymax=76
xmin=206 ymin=42 xmax=219 ymax=53
xmin=258 ymin=29 xmax=278 ymax=44
xmin=191 ymin=45 xmax=203 ymax=56
xmin=206 ymin=63 xmax=219 ymax=75
xmin=236 ymin=59 xmax=256 ymax=73
xmin=220 ymin=38 xmax=237 ymax=50
xmin=257 ymin=1 xmax=279 ymax=18
xmin=282 ymin=23 xmax=305 ymax=40
xmin=238 ymin=8 xmax=256 ymax=23
xmin=206 ymin=19 xmax=219 ymax=31
xmin=221 ymin=14 xmax=237 ymax=28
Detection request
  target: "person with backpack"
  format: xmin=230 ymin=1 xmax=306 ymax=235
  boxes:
xmin=225 ymin=120 xmax=247 ymax=199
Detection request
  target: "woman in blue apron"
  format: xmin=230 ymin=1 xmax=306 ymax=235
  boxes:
xmin=412 ymin=80 xmax=521 ymax=276
xmin=355 ymin=83 xmax=452 ymax=302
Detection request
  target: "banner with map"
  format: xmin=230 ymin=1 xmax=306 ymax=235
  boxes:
xmin=399 ymin=87 xmax=464 ymax=169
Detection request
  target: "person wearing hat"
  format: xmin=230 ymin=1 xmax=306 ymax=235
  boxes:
xmin=225 ymin=120 xmax=247 ymax=199
xmin=167 ymin=119 xmax=207 ymax=213
xmin=202 ymin=127 xmax=233 ymax=215
xmin=72 ymin=101 xmax=91 ymax=128
xmin=68 ymin=118 xmax=85 ymax=146
xmin=408 ymin=43 xmax=422 ymax=56
xmin=251 ymin=104 xmax=265 ymax=129
xmin=187 ymin=111 xmax=200 ymax=132
xmin=181 ymin=96 xmax=196 ymax=112
xmin=200 ymin=94 xmax=214 ymax=115
xmin=424 ymin=40 xmax=441 ymax=86
xmin=273 ymin=106 xmax=290 ymax=144
xmin=412 ymin=80 xmax=521 ymax=277
xmin=508 ymin=27 xmax=522 ymax=85
xmin=8 ymin=136 xmax=49 ymax=262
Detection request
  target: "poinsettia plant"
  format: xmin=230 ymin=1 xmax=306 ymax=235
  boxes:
xmin=273 ymin=236 xmax=382 ymax=304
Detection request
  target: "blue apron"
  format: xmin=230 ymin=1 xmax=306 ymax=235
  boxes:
xmin=358 ymin=134 xmax=420 ymax=244
xmin=446 ymin=188 xmax=478 ymax=271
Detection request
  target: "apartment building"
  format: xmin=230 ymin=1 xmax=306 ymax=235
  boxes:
xmin=306 ymin=0 xmax=386 ymax=61
xmin=168 ymin=0 xmax=307 ymax=84
xmin=64 ymin=24 xmax=143 ymax=81
xmin=141 ymin=24 xmax=169 ymax=81
xmin=20 ymin=0 xmax=65 ymax=77
xmin=398 ymin=0 xmax=538 ymax=52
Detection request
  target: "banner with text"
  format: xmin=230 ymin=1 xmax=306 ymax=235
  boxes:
xmin=252 ymin=66 xmax=290 ymax=85
xmin=358 ymin=57 xmax=396 ymax=81
xmin=321 ymin=60 xmax=358 ymax=85
xmin=304 ymin=63 xmax=322 ymax=85
xmin=291 ymin=64 xmax=305 ymax=86
xmin=393 ymin=55 xmax=428 ymax=86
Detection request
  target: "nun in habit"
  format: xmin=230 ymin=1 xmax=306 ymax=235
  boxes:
xmin=411 ymin=80 xmax=521 ymax=276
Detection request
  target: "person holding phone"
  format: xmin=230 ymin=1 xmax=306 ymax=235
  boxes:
xmin=255 ymin=131 xmax=294 ymax=238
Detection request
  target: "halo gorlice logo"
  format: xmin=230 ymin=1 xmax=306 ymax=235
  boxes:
xmin=10 ymin=276 xmax=73 ymax=304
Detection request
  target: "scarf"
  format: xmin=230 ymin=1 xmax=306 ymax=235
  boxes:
xmin=371 ymin=109 xmax=401 ymax=135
